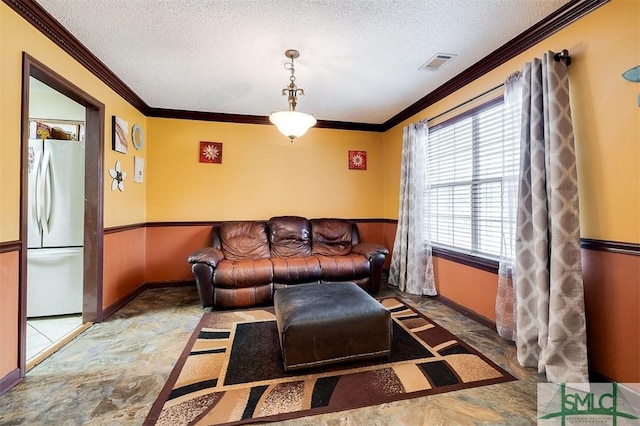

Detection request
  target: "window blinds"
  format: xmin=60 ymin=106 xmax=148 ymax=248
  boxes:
xmin=426 ymin=98 xmax=518 ymax=260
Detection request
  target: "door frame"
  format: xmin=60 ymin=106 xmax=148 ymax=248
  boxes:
xmin=19 ymin=53 xmax=105 ymax=375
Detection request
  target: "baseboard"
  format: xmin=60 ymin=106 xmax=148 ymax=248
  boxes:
xmin=588 ymin=369 xmax=627 ymax=384
xmin=144 ymin=280 xmax=196 ymax=289
xmin=0 ymin=368 xmax=21 ymax=397
xmin=102 ymin=284 xmax=147 ymax=319
xmin=432 ymin=294 xmax=497 ymax=331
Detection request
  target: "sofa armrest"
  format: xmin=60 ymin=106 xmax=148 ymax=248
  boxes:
xmin=188 ymin=247 xmax=224 ymax=308
xmin=352 ymin=242 xmax=389 ymax=260
xmin=188 ymin=247 xmax=225 ymax=268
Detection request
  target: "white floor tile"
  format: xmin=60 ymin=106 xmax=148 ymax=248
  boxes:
xmin=26 ymin=331 xmax=53 ymax=360
xmin=27 ymin=314 xmax=82 ymax=361
xmin=26 ymin=323 xmax=41 ymax=337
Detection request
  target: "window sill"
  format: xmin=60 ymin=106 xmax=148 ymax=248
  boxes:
xmin=431 ymin=246 xmax=499 ymax=274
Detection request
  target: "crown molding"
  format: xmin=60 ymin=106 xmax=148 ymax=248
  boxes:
xmin=4 ymin=0 xmax=149 ymax=113
xmin=6 ymin=0 xmax=609 ymax=132
xmin=146 ymin=107 xmax=384 ymax=132
xmin=381 ymin=0 xmax=610 ymax=130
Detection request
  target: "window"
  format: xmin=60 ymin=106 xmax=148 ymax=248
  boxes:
xmin=426 ymin=97 xmax=519 ymax=261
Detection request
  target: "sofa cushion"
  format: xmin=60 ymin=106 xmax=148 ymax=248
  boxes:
xmin=219 ymin=221 xmax=270 ymax=261
xmin=314 ymin=253 xmax=370 ymax=280
xmin=271 ymin=256 xmax=321 ymax=284
xmin=214 ymin=258 xmax=273 ymax=288
xmin=269 ymin=216 xmax=312 ymax=257
xmin=311 ymin=219 xmax=353 ymax=256
xmin=214 ymin=284 xmax=273 ymax=308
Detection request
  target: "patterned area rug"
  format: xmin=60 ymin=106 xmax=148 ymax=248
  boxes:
xmin=145 ymin=298 xmax=515 ymax=425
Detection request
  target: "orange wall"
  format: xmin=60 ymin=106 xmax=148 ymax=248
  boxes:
xmin=102 ymin=229 xmax=146 ymax=310
xmin=384 ymin=227 xmax=639 ymax=383
xmin=354 ymin=222 xmax=385 ymax=246
xmin=145 ymin=226 xmax=212 ymax=283
xmin=0 ymin=251 xmax=19 ymax=381
xmin=144 ymin=222 xmax=391 ymax=285
xmin=582 ymin=249 xmax=640 ymax=382
xmin=433 ymin=257 xmax=498 ymax=322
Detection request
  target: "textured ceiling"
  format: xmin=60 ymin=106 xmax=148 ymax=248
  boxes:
xmin=35 ymin=0 xmax=572 ymax=124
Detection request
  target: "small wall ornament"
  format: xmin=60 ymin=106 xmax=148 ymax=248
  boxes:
xmin=622 ymin=65 xmax=640 ymax=106
xmin=134 ymin=156 xmax=144 ymax=183
xmin=348 ymin=150 xmax=367 ymax=170
xmin=200 ymin=141 xmax=223 ymax=163
xmin=109 ymin=160 xmax=127 ymax=191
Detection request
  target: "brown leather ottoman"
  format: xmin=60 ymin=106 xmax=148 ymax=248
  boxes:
xmin=274 ymin=282 xmax=392 ymax=372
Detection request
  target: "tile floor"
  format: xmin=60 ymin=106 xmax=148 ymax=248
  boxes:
xmin=27 ymin=314 xmax=84 ymax=361
xmin=0 ymin=285 xmax=545 ymax=425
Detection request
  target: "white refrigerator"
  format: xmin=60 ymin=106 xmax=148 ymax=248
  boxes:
xmin=27 ymin=138 xmax=85 ymax=317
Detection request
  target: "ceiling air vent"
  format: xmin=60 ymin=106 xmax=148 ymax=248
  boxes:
xmin=419 ymin=53 xmax=457 ymax=71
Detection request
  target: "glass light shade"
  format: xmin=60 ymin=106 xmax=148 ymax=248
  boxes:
xmin=269 ymin=110 xmax=317 ymax=140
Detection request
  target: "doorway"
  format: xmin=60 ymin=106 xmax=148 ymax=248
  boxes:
xmin=26 ymin=77 xmax=86 ymax=364
xmin=20 ymin=54 xmax=105 ymax=375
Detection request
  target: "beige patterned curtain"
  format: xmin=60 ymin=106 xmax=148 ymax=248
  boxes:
xmin=514 ymin=51 xmax=588 ymax=383
xmin=389 ymin=121 xmax=437 ymax=296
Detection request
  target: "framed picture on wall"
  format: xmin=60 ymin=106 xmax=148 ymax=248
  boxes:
xmin=112 ymin=116 xmax=129 ymax=154
xmin=348 ymin=150 xmax=367 ymax=170
xmin=199 ymin=141 xmax=223 ymax=164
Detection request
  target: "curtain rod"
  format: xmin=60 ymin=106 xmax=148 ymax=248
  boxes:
xmin=427 ymin=83 xmax=504 ymax=123
xmin=427 ymin=49 xmax=571 ymax=123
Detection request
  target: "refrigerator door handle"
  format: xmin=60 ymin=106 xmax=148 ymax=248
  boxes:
xmin=44 ymin=152 xmax=53 ymax=230
xmin=39 ymin=150 xmax=52 ymax=235
xmin=31 ymin=151 xmax=43 ymax=232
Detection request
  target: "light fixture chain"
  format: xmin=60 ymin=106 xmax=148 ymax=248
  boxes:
xmin=283 ymin=54 xmax=302 ymax=111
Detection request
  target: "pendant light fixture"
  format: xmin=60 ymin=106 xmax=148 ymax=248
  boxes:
xmin=269 ymin=49 xmax=316 ymax=142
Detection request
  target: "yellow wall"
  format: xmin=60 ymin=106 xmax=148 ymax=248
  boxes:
xmin=0 ymin=3 xmax=148 ymax=236
xmin=103 ymin=115 xmax=148 ymax=227
xmin=384 ymin=0 xmax=640 ymax=244
xmin=147 ymin=118 xmax=384 ymax=221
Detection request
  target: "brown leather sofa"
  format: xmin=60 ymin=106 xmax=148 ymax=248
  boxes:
xmin=188 ymin=216 xmax=389 ymax=308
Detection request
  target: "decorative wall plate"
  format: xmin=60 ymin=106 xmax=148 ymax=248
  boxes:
xmin=131 ymin=124 xmax=144 ymax=150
